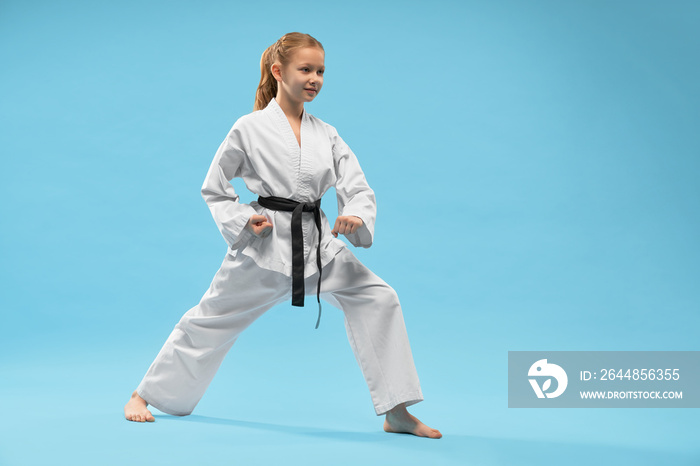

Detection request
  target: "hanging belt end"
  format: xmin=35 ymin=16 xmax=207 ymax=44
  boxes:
xmin=314 ymin=301 xmax=322 ymax=329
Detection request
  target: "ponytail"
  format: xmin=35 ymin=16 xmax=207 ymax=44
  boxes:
xmin=254 ymin=45 xmax=278 ymax=111
xmin=254 ymin=32 xmax=324 ymax=111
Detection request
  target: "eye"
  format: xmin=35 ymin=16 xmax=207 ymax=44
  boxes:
xmin=301 ymin=67 xmax=310 ymax=72
xmin=318 ymin=70 xmax=324 ymax=75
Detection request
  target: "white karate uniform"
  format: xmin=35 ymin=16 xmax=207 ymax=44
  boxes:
xmin=136 ymin=98 xmax=423 ymax=416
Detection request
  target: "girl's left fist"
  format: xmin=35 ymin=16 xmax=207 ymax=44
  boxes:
xmin=331 ymin=216 xmax=363 ymax=238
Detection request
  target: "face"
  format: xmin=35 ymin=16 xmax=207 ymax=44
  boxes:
xmin=273 ymin=46 xmax=325 ymax=105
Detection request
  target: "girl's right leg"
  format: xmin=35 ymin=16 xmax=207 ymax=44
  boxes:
xmin=126 ymin=252 xmax=291 ymax=419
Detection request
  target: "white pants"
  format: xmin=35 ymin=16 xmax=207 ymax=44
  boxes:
xmin=136 ymin=247 xmax=423 ymax=416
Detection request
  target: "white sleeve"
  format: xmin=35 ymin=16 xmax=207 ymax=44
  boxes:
xmin=331 ymin=128 xmax=376 ymax=248
xmin=201 ymin=125 xmax=257 ymax=250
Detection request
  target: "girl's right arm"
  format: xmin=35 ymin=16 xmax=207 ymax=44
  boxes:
xmin=201 ymin=125 xmax=259 ymax=249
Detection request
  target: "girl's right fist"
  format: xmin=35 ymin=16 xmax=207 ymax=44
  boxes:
xmin=246 ymin=214 xmax=273 ymax=238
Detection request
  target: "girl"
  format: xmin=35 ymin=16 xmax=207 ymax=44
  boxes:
xmin=124 ymin=32 xmax=441 ymax=439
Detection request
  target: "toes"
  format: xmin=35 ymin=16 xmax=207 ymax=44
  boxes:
xmin=126 ymin=410 xmax=155 ymax=423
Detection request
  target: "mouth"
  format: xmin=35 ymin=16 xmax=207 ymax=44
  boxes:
xmin=305 ymin=88 xmax=317 ymax=93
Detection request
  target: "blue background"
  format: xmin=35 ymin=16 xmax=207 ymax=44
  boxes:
xmin=1 ymin=0 xmax=698 ymax=464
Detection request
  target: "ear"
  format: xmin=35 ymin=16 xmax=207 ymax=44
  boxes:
xmin=271 ymin=62 xmax=283 ymax=83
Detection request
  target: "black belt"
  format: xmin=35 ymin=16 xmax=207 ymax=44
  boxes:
xmin=256 ymin=195 xmax=323 ymax=329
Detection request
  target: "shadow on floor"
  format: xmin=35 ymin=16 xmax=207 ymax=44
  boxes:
xmin=157 ymin=414 xmax=389 ymax=442
xmin=154 ymin=414 xmax=700 ymax=466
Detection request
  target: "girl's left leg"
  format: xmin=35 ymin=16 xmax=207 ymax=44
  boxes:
xmin=311 ymin=248 xmax=440 ymax=437
xmin=314 ymin=247 xmax=423 ymax=415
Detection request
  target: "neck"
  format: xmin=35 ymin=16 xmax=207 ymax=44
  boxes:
xmin=275 ymin=93 xmax=304 ymax=121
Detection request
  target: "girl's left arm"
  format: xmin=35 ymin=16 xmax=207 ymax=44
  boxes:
xmin=330 ymin=126 xmax=376 ymax=248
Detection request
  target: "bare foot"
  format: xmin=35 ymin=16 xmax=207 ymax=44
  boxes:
xmin=384 ymin=403 xmax=442 ymax=439
xmin=124 ymin=390 xmax=155 ymax=422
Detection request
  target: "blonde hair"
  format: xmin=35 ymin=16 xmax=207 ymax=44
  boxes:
xmin=254 ymin=32 xmax=324 ymax=111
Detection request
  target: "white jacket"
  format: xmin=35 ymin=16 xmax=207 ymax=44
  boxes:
xmin=201 ymin=97 xmax=376 ymax=278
